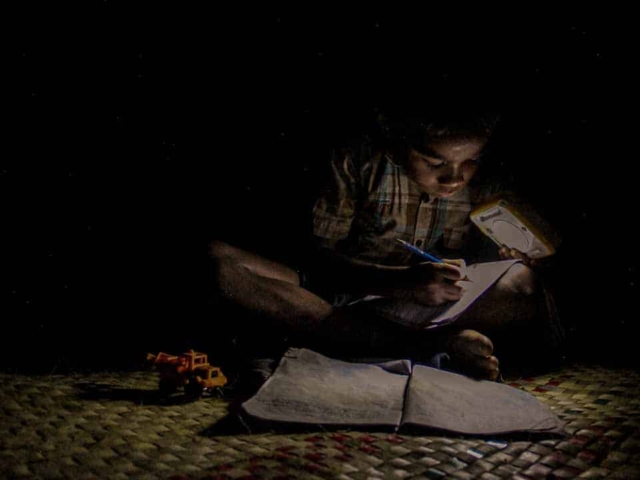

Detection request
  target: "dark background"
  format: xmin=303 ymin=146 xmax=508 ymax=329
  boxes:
xmin=5 ymin=5 xmax=636 ymax=371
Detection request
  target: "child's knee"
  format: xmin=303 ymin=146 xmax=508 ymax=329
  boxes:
xmin=207 ymin=240 xmax=237 ymax=261
xmin=207 ymin=241 xmax=244 ymax=288
xmin=495 ymin=263 xmax=538 ymax=296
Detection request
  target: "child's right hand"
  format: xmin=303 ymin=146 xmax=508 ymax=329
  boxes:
xmin=403 ymin=261 xmax=465 ymax=306
xmin=442 ymin=258 xmax=469 ymax=281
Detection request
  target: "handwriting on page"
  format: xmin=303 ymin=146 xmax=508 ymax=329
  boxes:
xmin=242 ymin=349 xmax=408 ymax=427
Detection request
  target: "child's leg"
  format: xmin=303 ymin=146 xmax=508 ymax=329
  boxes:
xmin=455 ymin=263 xmax=566 ymax=372
xmin=207 ymin=242 xmax=422 ymax=357
xmin=207 ymin=241 xmax=505 ymax=382
xmin=208 ymin=240 xmax=333 ymax=331
xmin=456 ymin=263 xmax=539 ymax=330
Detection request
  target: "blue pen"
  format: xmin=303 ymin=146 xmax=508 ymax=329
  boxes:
xmin=395 ymin=238 xmax=443 ymax=263
xmin=395 ymin=238 xmax=472 ymax=281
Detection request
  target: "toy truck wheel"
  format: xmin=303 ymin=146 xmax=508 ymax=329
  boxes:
xmin=159 ymin=378 xmax=178 ymax=394
xmin=210 ymin=386 xmax=224 ymax=398
xmin=185 ymin=378 xmax=204 ymax=396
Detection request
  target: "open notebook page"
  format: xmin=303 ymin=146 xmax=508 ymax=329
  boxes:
xmin=241 ymin=348 xmax=411 ymax=427
xmin=401 ymin=364 xmax=565 ymax=435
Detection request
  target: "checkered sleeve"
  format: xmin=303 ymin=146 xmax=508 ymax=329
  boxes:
xmin=312 ymin=148 xmax=361 ymax=243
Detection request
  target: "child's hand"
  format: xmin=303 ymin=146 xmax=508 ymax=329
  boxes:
xmin=498 ymin=246 xmax=539 ymax=268
xmin=404 ymin=261 xmax=465 ymax=306
xmin=442 ymin=258 xmax=466 ymax=269
xmin=442 ymin=259 xmax=469 ymax=281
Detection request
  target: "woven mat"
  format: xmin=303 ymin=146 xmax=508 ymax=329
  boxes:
xmin=1 ymin=364 xmax=639 ymax=479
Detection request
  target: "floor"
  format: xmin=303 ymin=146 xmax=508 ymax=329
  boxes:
xmin=1 ymin=363 xmax=639 ymax=479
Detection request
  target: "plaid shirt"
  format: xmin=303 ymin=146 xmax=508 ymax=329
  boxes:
xmin=312 ymin=140 xmax=498 ymax=266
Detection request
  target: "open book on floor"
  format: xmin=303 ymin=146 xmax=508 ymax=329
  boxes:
xmin=241 ymin=348 xmax=565 ymax=436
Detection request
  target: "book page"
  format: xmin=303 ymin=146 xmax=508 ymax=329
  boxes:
xmin=241 ymin=348 xmax=411 ymax=428
xmin=401 ymin=364 xmax=565 ymax=435
xmin=345 ymin=259 xmax=520 ymax=329
xmin=426 ymin=259 xmax=521 ymax=327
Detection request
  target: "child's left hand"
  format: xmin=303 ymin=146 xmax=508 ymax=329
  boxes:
xmin=498 ymin=246 xmax=540 ymax=268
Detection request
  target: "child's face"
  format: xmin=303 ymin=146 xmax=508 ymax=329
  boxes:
xmin=405 ymin=135 xmax=487 ymax=199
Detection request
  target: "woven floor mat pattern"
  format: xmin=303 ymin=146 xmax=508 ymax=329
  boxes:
xmin=1 ymin=364 xmax=639 ymax=479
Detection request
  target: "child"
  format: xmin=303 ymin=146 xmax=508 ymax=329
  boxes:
xmin=209 ymin=105 xmax=564 ymax=385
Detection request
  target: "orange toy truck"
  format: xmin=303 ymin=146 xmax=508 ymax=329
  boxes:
xmin=147 ymin=349 xmax=227 ymax=396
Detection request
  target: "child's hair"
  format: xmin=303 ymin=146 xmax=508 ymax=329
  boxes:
xmin=374 ymin=89 xmax=501 ymax=154
xmin=415 ymin=108 xmax=500 ymax=141
xmin=379 ymin=107 xmax=500 ymax=150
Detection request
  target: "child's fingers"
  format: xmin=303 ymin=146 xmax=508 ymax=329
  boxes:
xmin=509 ymin=248 xmax=525 ymax=260
xmin=442 ymin=287 xmax=464 ymax=302
xmin=499 ymin=246 xmax=534 ymax=266
xmin=509 ymin=248 xmax=535 ymax=266
xmin=443 ymin=259 xmax=468 ymax=280
xmin=442 ymin=258 xmax=467 ymax=269
xmin=432 ymin=262 xmax=462 ymax=281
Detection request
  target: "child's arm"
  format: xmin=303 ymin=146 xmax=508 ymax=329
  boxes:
xmin=309 ymin=240 xmax=466 ymax=306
